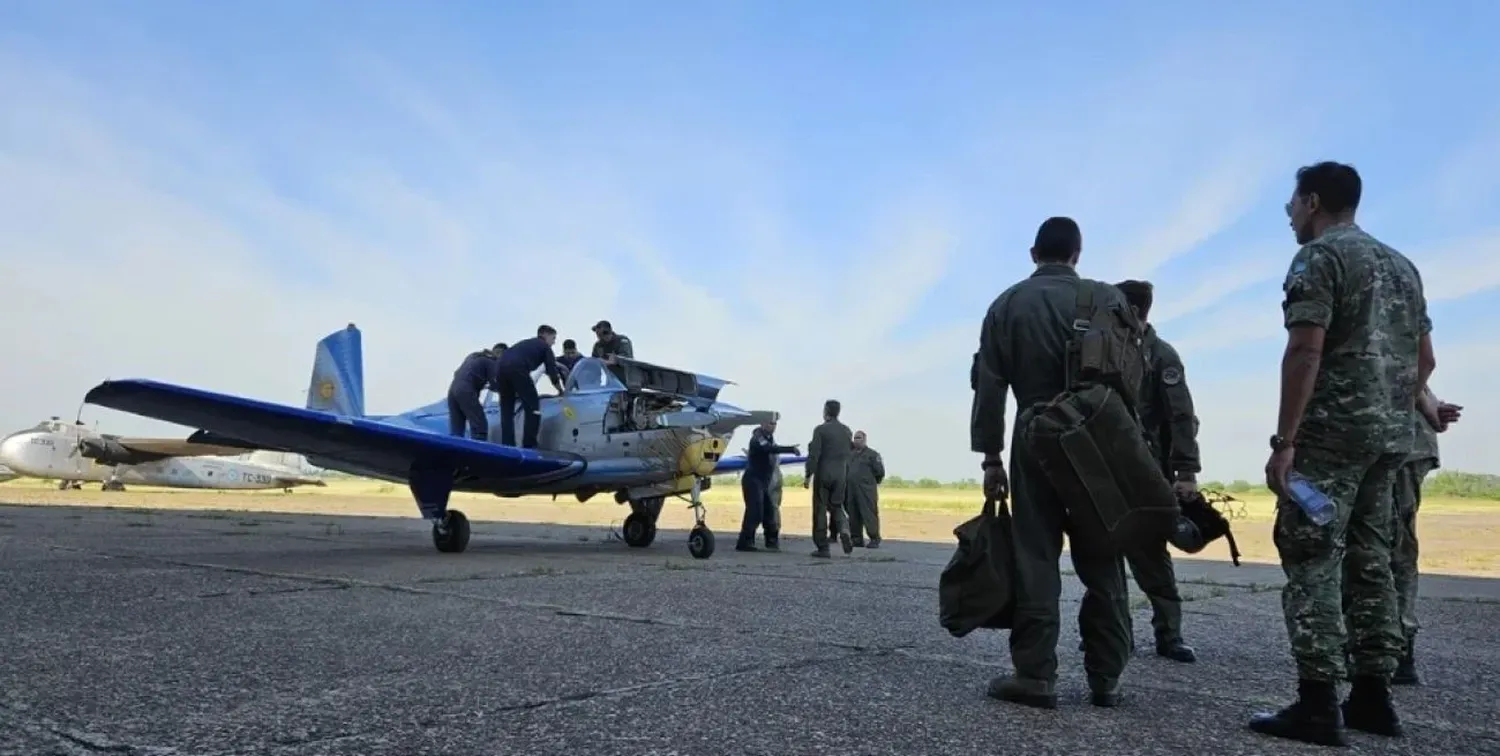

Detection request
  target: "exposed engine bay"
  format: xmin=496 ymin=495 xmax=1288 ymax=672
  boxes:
xmin=606 ymin=392 xmax=686 ymax=433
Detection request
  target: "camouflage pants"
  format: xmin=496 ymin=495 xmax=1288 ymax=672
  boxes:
xmin=1274 ymin=445 xmax=1405 ymax=682
xmin=1390 ymin=458 xmax=1435 ymax=642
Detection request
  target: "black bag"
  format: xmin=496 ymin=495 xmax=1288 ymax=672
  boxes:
xmin=938 ymin=495 xmax=1016 ymax=637
xmin=1022 ymin=383 xmax=1181 ymax=552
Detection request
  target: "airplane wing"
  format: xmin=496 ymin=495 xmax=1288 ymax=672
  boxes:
xmin=711 ymin=454 xmax=806 ymax=474
xmin=83 ymin=379 xmax=583 ymax=484
xmin=110 ymin=438 xmax=250 ymax=458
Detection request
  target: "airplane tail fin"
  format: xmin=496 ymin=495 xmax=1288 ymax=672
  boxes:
xmin=306 ymin=324 xmax=365 ymax=417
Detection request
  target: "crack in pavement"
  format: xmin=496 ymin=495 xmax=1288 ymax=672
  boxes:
xmin=40 ymin=544 xmax=920 ymax=655
xmin=0 ymin=703 xmax=191 ymax=755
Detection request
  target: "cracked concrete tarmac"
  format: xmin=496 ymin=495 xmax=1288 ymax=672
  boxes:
xmin=2 ymin=502 xmax=1498 ymax=755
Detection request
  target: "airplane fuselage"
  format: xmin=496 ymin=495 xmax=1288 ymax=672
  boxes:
xmin=346 ymin=376 xmax=736 ymax=499
xmin=0 ymin=429 xmax=323 ymax=490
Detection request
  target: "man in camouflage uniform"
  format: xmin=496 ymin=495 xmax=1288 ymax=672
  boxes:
xmin=1252 ymin=162 xmax=1436 ymax=747
xmin=846 ymin=430 xmax=885 ymax=548
xmin=1111 ymin=279 xmax=1200 ymax=664
xmin=1349 ymin=388 xmax=1462 ymax=685
xmin=972 ymin=216 xmax=1133 ymax=710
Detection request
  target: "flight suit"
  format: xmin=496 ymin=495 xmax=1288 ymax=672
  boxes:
xmin=448 ymin=351 xmax=498 ymax=440
xmin=768 ymin=463 xmax=783 ymax=543
xmin=1250 ymin=223 xmax=1428 ymax=745
xmin=1123 ymin=327 xmax=1199 ymax=658
xmin=495 ymin=337 xmax=562 ymax=449
xmin=591 ymin=334 xmax=634 ymax=361
xmin=806 ymin=419 xmax=854 ymax=555
xmin=847 ymin=446 xmax=885 ymax=546
xmin=737 ymin=427 xmax=797 ymax=551
xmin=972 ymin=263 xmax=1133 ymax=702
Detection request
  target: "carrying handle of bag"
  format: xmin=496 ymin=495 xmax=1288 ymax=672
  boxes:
xmin=982 ymin=494 xmax=1010 ymax=518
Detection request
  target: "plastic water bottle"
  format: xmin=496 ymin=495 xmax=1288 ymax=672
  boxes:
xmin=1286 ymin=472 xmax=1336 ymax=526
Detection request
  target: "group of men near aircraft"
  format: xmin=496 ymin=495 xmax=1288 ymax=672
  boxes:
xmin=733 ymin=403 xmax=886 ymax=557
xmin=444 ymin=319 xmax=634 ymax=448
xmin=970 ymin=161 xmax=1462 ymax=748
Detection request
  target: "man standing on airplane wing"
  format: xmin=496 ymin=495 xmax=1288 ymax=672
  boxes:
xmin=447 ymin=345 xmax=502 ymax=440
xmin=494 ymin=325 xmax=564 ymax=449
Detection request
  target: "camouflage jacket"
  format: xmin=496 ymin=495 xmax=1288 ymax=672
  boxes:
xmin=1281 ymin=224 xmax=1431 ymax=455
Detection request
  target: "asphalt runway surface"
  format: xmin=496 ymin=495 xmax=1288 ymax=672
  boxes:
xmin=3 ymin=502 xmax=1498 ymax=755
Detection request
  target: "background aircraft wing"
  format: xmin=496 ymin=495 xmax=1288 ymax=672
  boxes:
xmin=84 ymin=379 xmax=581 ymax=482
xmin=712 ymin=454 xmax=806 ymax=474
xmin=110 ymin=438 xmax=251 ymax=458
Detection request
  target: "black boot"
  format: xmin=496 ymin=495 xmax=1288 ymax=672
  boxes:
xmin=1392 ymin=638 xmax=1420 ymax=686
xmin=1248 ymin=679 xmax=1349 ymax=747
xmin=1341 ymin=676 xmax=1404 ymax=737
xmin=1156 ymin=639 xmax=1197 ymax=663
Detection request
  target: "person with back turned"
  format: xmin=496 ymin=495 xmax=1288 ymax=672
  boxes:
xmin=736 ymin=419 xmax=799 ymax=552
xmin=1111 ymin=279 xmax=1200 ymax=664
xmin=971 ymin=216 xmax=1133 ymax=709
xmin=447 ymin=344 xmax=503 ymax=440
xmin=494 ymin=325 xmax=564 ymax=449
xmin=1252 ymin=161 xmax=1434 ymax=747
xmin=804 ymin=399 xmax=854 ymax=557
xmin=1370 ymin=387 xmax=1461 ymax=686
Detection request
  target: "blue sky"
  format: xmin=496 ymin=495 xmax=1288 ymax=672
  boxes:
xmin=2 ymin=1 xmax=1497 ymax=483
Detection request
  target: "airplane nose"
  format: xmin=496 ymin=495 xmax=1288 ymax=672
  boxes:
xmin=0 ymin=434 xmax=25 ymax=466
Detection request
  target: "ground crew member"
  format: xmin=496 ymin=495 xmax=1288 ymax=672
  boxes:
xmin=1113 ymin=279 xmax=1199 ymax=664
xmin=804 ymin=399 xmax=854 ymax=557
xmin=1349 ymin=388 xmax=1461 ymax=686
xmin=1252 ymin=161 xmax=1433 ymax=746
xmin=768 ymin=457 xmax=784 ymax=547
xmin=494 ymin=325 xmax=564 ymax=449
xmin=972 ymin=216 xmax=1133 ymax=710
xmin=736 ymin=419 xmax=799 ymax=552
xmin=556 ymin=339 xmax=583 ymax=381
xmin=590 ymin=320 xmax=634 ymax=362
xmin=847 ymin=430 xmax=885 ymax=548
xmin=447 ymin=345 xmax=501 ymax=439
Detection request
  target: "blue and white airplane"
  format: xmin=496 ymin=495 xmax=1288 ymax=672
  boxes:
xmin=83 ymin=324 xmax=805 ymax=559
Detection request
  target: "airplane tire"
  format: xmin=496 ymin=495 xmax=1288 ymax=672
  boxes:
xmin=433 ymin=510 xmax=471 ymax=553
xmin=623 ymin=512 xmax=656 ymax=548
xmin=688 ymin=525 xmax=715 ymax=560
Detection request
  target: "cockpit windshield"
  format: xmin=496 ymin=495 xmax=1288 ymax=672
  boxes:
xmin=564 ymin=357 xmax=625 ymax=395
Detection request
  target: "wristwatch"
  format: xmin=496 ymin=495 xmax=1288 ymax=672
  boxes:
xmin=1269 ymin=434 xmax=1290 ymax=452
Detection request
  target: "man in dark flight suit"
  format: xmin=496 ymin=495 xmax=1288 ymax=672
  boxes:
xmin=1114 ymin=279 xmax=1201 ymax=664
xmin=494 ymin=325 xmax=564 ymax=449
xmin=557 ymin=339 xmax=584 ymax=379
xmin=804 ymin=399 xmax=854 ymax=557
xmin=736 ymin=419 xmax=799 ymax=552
xmin=971 ymin=216 xmax=1133 ymax=709
xmin=447 ymin=345 xmax=502 ymax=439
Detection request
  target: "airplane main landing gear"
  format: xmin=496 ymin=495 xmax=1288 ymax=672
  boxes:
xmin=433 ymin=509 xmax=471 ymax=553
xmin=623 ymin=495 xmax=664 ymax=548
xmin=686 ymin=477 xmax=715 ymax=560
xmin=101 ymin=479 xmax=125 ymax=492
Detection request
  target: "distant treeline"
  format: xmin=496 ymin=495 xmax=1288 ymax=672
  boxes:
xmin=703 ymin=470 xmax=1500 ymax=501
xmin=1198 ymin=471 xmax=1500 ymax=501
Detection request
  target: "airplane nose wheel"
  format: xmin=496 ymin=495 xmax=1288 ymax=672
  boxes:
xmin=686 ymin=476 xmax=715 ymax=560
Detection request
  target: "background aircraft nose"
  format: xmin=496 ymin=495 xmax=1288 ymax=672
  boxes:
xmin=0 ymin=433 xmax=27 ymax=467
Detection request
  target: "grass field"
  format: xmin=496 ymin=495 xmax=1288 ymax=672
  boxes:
xmin=4 ymin=477 xmax=1497 ymax=577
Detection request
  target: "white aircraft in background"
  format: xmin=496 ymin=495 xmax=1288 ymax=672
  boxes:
xmin=0 ymin=418 xmax=326 ymax=492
